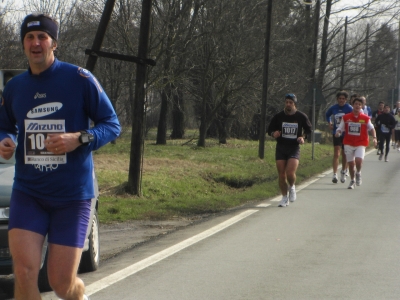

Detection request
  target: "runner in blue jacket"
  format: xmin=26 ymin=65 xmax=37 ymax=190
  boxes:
xmin=0 ymin=13 xmax=120 ymax=300
xmin=325 ymin=91 xmax=353 ymax=184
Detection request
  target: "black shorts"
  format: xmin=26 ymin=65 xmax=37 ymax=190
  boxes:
xmin=333 ymin=135 xmax=344 ymax=147
xmin=275 ymin=144 xmax=300 ymax=161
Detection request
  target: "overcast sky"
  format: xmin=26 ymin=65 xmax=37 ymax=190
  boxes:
xmin=2 ymin=0 xmax=397 ymax=25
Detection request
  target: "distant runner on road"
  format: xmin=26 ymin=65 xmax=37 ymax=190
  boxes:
xmin=335 ymin=97 xmax=377 ymax=189
xmin=375 ymin=104 xmax=396 ymax=162
xmin=267 ymin=93 xmax=312 ymax=207
xmin=325 ymin=91 xmax=353 ymax=184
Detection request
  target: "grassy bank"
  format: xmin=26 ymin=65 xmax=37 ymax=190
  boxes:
xmin=93 ymin=130 xmax=333 ymax=223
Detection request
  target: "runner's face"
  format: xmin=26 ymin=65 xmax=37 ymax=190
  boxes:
xmin=378 ymin=103 xmax=384 ymax=110
xmin=353 ymin=101 xmax=362 ymax=112
xmin=285 ymin=99 xmax=296 ymax=111
xmin=23 ymin=31 xmax=56 ymax=72
xmin=384 ymin=106 xmax=391 ymax=113
xmin=337 ymin=95 xmax=347 ymax=106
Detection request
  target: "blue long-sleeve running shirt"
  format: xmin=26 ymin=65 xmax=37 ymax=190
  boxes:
xmin=0 ymin=59 xmax=121 ymax=201
xmin=325 ymin=103 xmax=353 ymax=135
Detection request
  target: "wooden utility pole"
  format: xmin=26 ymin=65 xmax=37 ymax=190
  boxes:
xmin=306 ymin=0 xmax=320 ymax=124
xmin=397 ymin=20 xmax=400 ymax=101
xmin=363 ymin=24 xmax=369 ymax=94
xmin=85 ymin=0 xmax=116 ymax=72
xmin=310 ymin=0 xmax=320 ymax=83
xmin=258 ymin=0 xmax=273 ymax=159
xmin=317 ymin=0 xmax=332 ymax=89
xmin=126 ymin=0 xmax=153 ymax=195
xmin=340 ymin=17 xmax=348 ymax=90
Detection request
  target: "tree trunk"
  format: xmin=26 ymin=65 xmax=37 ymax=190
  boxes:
xmin=170 ymin=88 xmax=185 ymax=139
xmin=197 ymin=91 xmax=208 ymax=147
xmin=197 ymin=113 xmax=207 ymax=147
xmin=156 ymin=88 xmax=169 ymax=144
xmin=217 ymin=118 xmax=227 ymax=144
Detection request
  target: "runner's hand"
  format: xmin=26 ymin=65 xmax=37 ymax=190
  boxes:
xmin=373 ymin=138 xmax=377 ymax=147
xmin=0 ymin=138 xmax=16 ymax=160
xmin=45 ymin=133 xmax=81 ymax=154
xmin=272 ymin=131 xmax=281 ymax=138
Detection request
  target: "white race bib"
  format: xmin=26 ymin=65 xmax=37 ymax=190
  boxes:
xmin=334 ymin=113 xmax=345 ymax=126
xmin=348 ymin=122 xmax=361 ymax=136
xmin=381 ymin=124 xmax=390 ymax=133
xmin=282 ymin=122 xmax=299 ymax=139
xmin=24 ymin=119 xmax=67 ymax=165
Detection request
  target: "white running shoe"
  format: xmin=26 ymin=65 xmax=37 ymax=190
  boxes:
xmin=289 ymin=185 xmax=296 ymax=202
xmin=379 ymin=153 xmax=383 ymax=160
xmin=385 ymin=156 xmax=389 ymax=162
xmin=278 ymin=196 xmax=289 ymax=207
xmin=348 ymin=180 xmax=355 ymax=189
xmin=340 ymin=170 xmax=346 ymax=183
xmin=355 ymin=173 xmax=362 ymax=186
xmin=332 ymin=173 xmax=338 ymax=183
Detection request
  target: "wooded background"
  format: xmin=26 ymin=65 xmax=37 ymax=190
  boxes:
xmin=1 ymin=0 xmax=400 ymax=146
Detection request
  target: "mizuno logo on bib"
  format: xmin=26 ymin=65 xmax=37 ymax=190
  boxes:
xmin=24 ymin=119 xmax=67 ymax=165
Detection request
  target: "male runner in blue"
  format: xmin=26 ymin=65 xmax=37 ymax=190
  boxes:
xmin=0 ymin=13 xmax=120 ymax=300
xmin=325 ymin=91 xmax=353 ymax=184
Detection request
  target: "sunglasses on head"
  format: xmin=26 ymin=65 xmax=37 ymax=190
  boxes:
xmin=285 ymin=93 xmax=296 ymax=100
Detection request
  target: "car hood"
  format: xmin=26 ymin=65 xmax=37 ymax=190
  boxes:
xmin=0 ymin=164 xmax=14 ymax=207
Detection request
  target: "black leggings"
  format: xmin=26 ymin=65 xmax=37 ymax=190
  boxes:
xmin=379 ymin=132 xmax=391 ymax=156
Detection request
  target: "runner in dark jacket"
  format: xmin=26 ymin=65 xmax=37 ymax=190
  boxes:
xmin=375 ymin=104 xmax=396 ymax=162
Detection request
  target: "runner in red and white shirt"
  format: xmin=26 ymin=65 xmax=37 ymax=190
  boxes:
xmin=335 ymin=97 xmax=377 ymax=189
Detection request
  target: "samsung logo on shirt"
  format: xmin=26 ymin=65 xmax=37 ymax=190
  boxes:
xmin=27 ymin=102 xmax=63 ymax=118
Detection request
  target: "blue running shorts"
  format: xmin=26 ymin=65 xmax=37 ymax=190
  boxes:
xmin=8 ymin=189 xmax=91 ymax=248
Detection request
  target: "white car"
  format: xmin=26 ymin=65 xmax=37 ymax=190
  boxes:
xmin=0 ymin=154 xmax=100 ymax=291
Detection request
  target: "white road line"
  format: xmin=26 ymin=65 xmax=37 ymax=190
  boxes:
xmin=86 ymin=164 xmax=355 ymax=295
xmin=256 ymin=203 xmax=271 ymax=207
xmin=270 ymin=196 xmax=282 ymax=202
xmin=297 ymin=178 xmax=320 ymax=189
xmin=270 ymin=177 xmax=321 ymax=202
xmin=86 ymin=209 xmax=258 ymax=296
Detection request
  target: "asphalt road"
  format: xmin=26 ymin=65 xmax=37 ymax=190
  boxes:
xmin=4 ymin=147 xmax=400 ymax=299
